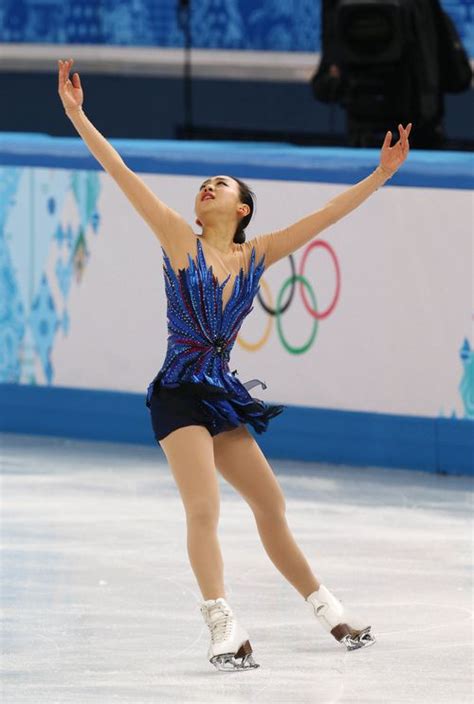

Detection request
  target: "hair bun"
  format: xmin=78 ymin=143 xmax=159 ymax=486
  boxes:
xmin=233 ymin=225 xmax=246 ymax=244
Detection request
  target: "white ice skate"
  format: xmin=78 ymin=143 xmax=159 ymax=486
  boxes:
xmin=200 ymin=597 xmax=260 ymax=671
xmin=306 ymin=584 xmax=376 ymax=651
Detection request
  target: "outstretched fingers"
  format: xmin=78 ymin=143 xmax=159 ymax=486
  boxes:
xmin=382 ymin=122 xmax=412 ymax=154
xmin=395 ymin=123 xmax=411 ymax=152
xmin=402 ymin=122 xmax=412 ymax=151
xmin=58 ymin=59 xmax=68 ymax=92
xmin=383 ymin=130 xmax=392 ymax=149
xmin=58 ymin=58 xmax=73 ymax=91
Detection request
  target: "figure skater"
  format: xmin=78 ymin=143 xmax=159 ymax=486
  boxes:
xmin=58 ymin=58 xmax=411 ymax=672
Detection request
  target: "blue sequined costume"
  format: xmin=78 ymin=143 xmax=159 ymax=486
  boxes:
xmin=145 ymin=238 xmax=285 ymax=437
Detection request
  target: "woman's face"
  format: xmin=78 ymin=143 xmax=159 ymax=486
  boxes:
xmin=194 ymin=175 xmax=248 ymax=228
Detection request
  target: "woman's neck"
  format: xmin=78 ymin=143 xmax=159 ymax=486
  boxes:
xmin=200 ymin=224 xmax=235 ymax=254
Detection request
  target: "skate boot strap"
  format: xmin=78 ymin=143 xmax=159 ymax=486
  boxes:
xmin=306 ymin=585 xmax=371 ymax=639
xmin=305 ymin=584 xmax=345 ymax=631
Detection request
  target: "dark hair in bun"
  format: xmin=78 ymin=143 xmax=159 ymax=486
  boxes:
xmin=231 ymin=176 xmax=256 ymax=244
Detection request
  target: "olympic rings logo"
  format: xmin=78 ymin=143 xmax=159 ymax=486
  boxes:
xmin=237 ymin=239 xmax=341 ymax=355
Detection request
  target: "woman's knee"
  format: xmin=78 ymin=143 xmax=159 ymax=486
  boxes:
xmin=250 ymin=477 xmax=287 ymax=519
xmin=252 ymin=494 xmax=287 ymax=522
xmin=185 ymin=500 xmax=220 ymax=529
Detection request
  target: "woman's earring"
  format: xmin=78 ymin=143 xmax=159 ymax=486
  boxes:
xmin=195 ymin=218 xmax=202 ymax=227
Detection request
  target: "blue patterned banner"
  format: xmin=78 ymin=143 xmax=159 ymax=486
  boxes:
xmin=0 ymin=1 xmax=472 ymax=55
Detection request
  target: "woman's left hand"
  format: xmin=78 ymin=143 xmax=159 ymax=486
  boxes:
xmin=379 ymin=123 xmax=412 ymax=176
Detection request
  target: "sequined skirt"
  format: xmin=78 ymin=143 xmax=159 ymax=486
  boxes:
xmin=146 ymin=368 xmax=285 ymax=443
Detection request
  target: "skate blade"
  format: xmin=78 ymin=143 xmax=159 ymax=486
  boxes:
xmin=210 ymin=640 xmax=260 ymax=672
xmin=341 ymin=627 xmax=376 ymax=652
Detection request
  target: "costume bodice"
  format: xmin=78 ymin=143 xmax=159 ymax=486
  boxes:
xmin=159 ymin=237 xmax=265 ymax=387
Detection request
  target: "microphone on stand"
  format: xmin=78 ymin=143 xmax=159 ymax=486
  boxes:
xmin=176 ymin=0 xmax=193 ymax=139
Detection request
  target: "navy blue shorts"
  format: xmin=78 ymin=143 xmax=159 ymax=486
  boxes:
xmin=146 ymin=370 xmax=285 ymax=443
xmin=147 ymin=383 xmax=226 ymax=442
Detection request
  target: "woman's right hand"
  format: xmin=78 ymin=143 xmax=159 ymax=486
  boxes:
xmin=57 ymin=58 xmax=83 ymax=114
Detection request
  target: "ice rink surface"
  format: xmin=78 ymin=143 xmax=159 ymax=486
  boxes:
xmin=1 ymin=432 xmax=472 ymax=704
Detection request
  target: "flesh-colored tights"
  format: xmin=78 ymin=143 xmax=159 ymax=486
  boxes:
xmin=159 ymin=423 xmax=320 ymax=601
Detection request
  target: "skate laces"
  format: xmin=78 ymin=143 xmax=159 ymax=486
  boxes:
xmin=202 ymin=602 xmax=234 ymax=643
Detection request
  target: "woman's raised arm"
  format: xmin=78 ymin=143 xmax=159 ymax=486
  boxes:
xmin=248 ymin=124 xmax=412 ymax=269
xmin=57 ymin=58 xmax=193 ymax=245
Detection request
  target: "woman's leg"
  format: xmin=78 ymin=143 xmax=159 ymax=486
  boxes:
xmin=213 ymin=425 xmax=320 ymax=599
xmin=159 ymin=424 xmax=225 ymax=601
